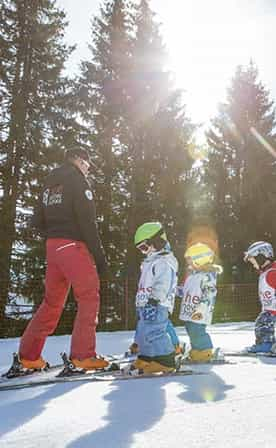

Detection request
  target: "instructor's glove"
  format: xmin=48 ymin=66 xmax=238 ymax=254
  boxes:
xmin=129 ymin=342 xmax=139 ymax=354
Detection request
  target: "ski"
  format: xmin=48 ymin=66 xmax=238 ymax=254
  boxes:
xmin=0 ymin=365 xmax=202 ymax=392
xmin=0 ymin=351 xmax=201 ymax=391
xmin=0 ymin=351 xmax=135 ymax=387
xmin=179 ymin=358 xmax=234 ymax=365
xmin=223 ymin=350 xmax=276 ymax=358
xmin=105 ymin=353 xmax=137 ymax=364
xmin=175 ymin=347 xmax=235 ymax=366
xmin=85 ymin=369 xmax=204 ymax=382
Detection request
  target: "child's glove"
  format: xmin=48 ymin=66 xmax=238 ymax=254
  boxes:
xmin=129 ymin=342 xmax=139 ymax=354
xmin=143 ymin=298 xmax=158 ymax=321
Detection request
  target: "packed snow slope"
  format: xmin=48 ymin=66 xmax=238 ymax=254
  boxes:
xmin=1 ymin=323 xmax=276 ymax=448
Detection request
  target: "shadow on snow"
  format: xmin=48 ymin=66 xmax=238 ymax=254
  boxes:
xmin=67 ymin=367 xmax=234 ymax=448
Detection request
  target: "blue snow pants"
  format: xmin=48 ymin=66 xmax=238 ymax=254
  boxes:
xmin=166 ymin=319 xmax=180 ymax=347
xmin=255 ymin=311 xmax=276 ymax=344
xmin=135 ymin=304 xmax=175 ymax=358
xmin=184 ymin=321 xmax=213 ymax=350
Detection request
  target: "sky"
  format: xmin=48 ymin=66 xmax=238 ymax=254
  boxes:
xmin=56 ymin=0 xmax=276 ymax=135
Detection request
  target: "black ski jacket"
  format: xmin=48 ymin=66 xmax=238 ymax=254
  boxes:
xmin=32 ymin=162 xmax=107 ymax=274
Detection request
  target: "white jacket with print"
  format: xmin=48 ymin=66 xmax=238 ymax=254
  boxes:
xmin=136 ymin=249 xmax=178 ymax=313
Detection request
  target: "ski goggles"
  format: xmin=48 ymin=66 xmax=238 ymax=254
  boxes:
xmin=136 ymin=241 xmax=151 ymax=254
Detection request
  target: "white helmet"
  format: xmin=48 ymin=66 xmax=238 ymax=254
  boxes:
xmin=244 ymin=241 xmax=274 ymax=262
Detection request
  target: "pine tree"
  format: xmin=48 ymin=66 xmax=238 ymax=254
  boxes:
xmin=77 ymin=0 xmax=195 ymax=267
xmin=76 ymin=0 xmax=133 ymax=270
xmin=0 ymin=0 xmax=77 ymax=326
xmin=205 ymin=62 xmax=276 ymax=277
xmin=123 ymin=0 xmax=195 ymax=268
xmin=76 ymin=0 xmax=195 ymax=327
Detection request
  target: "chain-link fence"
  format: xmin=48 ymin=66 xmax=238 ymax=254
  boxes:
xmin=1 ymin=278 xmax=260 ymax=338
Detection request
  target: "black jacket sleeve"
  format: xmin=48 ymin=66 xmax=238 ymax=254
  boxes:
xmin=72 ymin=176 xmax=107 ymax=274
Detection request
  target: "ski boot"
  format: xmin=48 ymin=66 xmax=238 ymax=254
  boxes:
xmin=57 ymin=353 xmax=109 ymax=377
xmin=188 ymin=347 xmax=225 ymax=363
xmin=132 ymin=358 xmax=174 ymax=374
xmin=176 ymin=347 xmax=224 ymax=366
xmin=71 ymin=356 xmax=109 ymax=370
xmin=247 ymin=342 xmax=272 ymax=353
xmin=189 ymin=348 xmax=214 ymax=362
xmin=2 ymin=353 xmax=49 ymax=379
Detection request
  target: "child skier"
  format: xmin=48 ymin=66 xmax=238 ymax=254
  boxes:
xmin=244 ymin=241 xmax=276 ymax=353
xmin=178 ymin=242 xmax=222 ymax=362
xmin=130 ymin=222 xmax=178 ymax=373
xmin=129 ymin=318 xmax=182 ymax=355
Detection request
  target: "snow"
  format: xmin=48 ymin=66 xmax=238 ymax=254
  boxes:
xmin=1 ymin=322 xmax=276 ymax=448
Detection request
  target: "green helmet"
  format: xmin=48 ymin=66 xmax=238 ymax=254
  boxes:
xmin=134 ymin=222 xmax=167 ymax=246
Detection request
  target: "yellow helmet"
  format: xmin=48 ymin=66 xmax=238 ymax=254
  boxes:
xmin=185 ymin=243 xmax=214 ymax=267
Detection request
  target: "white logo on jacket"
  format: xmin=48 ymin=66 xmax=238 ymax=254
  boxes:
xmin=259 ymin=268 xmax=276 ymax=312
xmin=85 ymin=190 xmax=93 ymax=200
xmin=179 ymin=271 xmax=217 ymax=325
xmin=43 ymin=185 xmax=63 ymax=206
xmin=43 ymin=189 xmax=50 ymax=206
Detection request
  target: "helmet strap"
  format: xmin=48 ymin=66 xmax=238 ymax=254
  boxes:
xmin=259 ymin=258 xmax=274 ymax=272
xmin=249 ymin=255 xmax=273 ymax=272
xmin=149 ymin=234 xmax=167 ymax=251
xmin=255 ymin=254 xmax=270 ymax=268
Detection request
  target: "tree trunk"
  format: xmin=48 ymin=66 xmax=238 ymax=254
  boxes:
xmin=0 ymin=2 xmax=33 ymax=322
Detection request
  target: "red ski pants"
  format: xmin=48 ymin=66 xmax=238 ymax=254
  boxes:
xmin=19 ymin=239 xmax=100 ymax=360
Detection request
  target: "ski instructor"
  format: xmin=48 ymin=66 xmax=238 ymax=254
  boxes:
xmin=10 ymin=147 xmax=109 ymax=375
